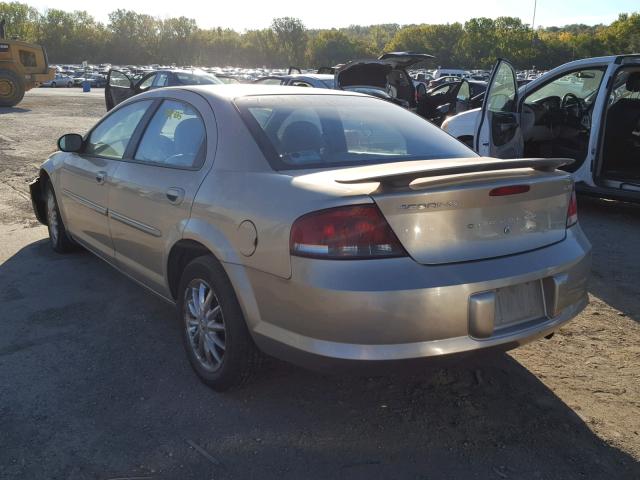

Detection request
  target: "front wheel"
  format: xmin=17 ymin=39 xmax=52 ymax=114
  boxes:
xmin=177 ymin=255 xmax=263 ymax=391
xmin=0 ymin=69 xmax=26 ymax=107
xmin=51 ymin=82 xmax=57 ymax=88
xmin=45 ymin=181 xmax=76 ymax=253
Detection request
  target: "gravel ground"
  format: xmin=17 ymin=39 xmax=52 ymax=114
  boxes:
xmin=0 ymin=89 xmax=638 ymax=479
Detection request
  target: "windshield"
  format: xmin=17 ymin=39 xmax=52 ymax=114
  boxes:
xmin=235 ymin=94 xmax=476 ymax=170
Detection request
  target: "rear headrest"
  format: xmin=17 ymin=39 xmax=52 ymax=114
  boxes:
xmin=627 ymin=72 xmax=640 ymax=92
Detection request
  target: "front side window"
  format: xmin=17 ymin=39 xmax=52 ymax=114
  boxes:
xmin=526 ymin=69 xmax=605 ymax=106
xmin=457 ymin=81 xmax=470 ymax=102
xmin=153 ymin=73 xmax=169 ymax=87
xmin=236 ymin=95 xmax=476 ymax=170
xmin=135 ymin=100 xmax=206 ymax=168
xmin=488 ymin=62 xmax=516 ymax=113
xmin=86 ymin=101 xmax=152 ymax=159
xmin=109 ymin=71 xmax=131 ymax=88
xmin=138 ymin=74 xmax=156 ymax=90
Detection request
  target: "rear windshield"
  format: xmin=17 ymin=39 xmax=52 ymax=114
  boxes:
xmin=176 ymin=72 xmax=223 ymax=85
xmin=235 ymin=94 xmax=476 ymax=170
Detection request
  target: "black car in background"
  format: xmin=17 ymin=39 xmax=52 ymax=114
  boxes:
xmin=418 ymin=79 xmax=488 ymax=125
xmin=105 ymin=68 xmax=223 ymax=110
xmin=335 ymin=52 xmax=435 ymax=110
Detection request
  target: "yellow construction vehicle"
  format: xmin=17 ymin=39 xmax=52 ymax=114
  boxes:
xmin=0 ymin=19 xmax=55 ymax=107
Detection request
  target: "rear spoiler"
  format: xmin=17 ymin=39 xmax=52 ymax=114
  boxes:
xmin=335 ymin=158 xmax=574 ymax=189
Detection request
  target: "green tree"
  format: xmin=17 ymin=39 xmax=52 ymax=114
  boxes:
xmin=271 ymin=17 xmax=307 ymax=65
xmin=307 ymin=30 xmax=369 ymax=66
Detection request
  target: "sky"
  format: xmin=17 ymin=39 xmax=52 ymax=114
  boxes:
xmin=23 ymin=0 xmax=639 ymax=31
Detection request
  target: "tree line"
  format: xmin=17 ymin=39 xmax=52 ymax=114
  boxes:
xmin=1 ymin=1 xmax=639 ymax=69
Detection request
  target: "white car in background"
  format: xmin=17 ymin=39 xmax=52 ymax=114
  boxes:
xmin=441 ymin=55 xmax=640 ymax=203
xmin=42 ymin=74 xmax=74 ymax=88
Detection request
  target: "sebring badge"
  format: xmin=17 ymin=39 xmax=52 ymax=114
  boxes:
xmin=400 ymin=201 xmax=460 ymax=210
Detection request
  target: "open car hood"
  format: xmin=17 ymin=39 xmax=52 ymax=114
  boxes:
xmin=335 ymin=52 xmax=434 ymax=89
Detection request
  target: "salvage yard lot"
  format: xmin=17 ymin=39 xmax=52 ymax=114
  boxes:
xmin=0 ymin=89 xmax=639 ymax=479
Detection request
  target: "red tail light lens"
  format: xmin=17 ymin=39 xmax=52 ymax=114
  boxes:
xmin=290 ymin=205 xmax=406 ymax=259
xmin=489 ymin=185 xmax=530 ymax=196
xmin=567 ymin=185 xmax=578 ymax=227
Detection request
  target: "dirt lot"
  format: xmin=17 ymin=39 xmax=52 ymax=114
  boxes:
xmin=0 ymin=89 xmax=639 ymax=479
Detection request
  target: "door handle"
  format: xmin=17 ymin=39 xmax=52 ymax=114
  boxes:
xmin=95 ymin=171 xmax=107 ymax=184
xmin=166 ymin=187 xmax=185 ymax=205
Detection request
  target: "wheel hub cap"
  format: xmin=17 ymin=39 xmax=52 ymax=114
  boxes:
xmin=47 ymin=190 xmax=59 ymax=244
xmin=184 ymin=279 xmax=226 ymax=372
xmin=0 ymin=78 xmax=14 ymax=97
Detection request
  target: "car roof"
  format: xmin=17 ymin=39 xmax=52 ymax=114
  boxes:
xmin=149 ymin=84 xmax=366 ymax=101
xmin=291 ymin=74 xmax=334 ymax=80
xmin=257 ymin=73 xmax=334 ymax=81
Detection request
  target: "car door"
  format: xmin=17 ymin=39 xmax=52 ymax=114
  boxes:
xmin=418 ymin=83 xmax=455 ymax=121
xmin=105 ymin=70 xmax=137 ymax=111
xmin=107 ymin=91 xmax=215 ymax=296
xmin=475 ymin=59 xmax=523 ymax=158
xmin=58 ymin=100 xmax=154 ymax=260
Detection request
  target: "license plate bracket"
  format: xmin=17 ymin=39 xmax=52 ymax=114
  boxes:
xmin=495 ymin=280 xmax=546 ymax=329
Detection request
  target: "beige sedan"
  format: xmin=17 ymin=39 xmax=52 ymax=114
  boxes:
xmin=30 ymin=85 xmax=591 ymax=391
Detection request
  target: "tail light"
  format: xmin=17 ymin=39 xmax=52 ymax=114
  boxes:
xmin=290 ymin=204 xmax=406 ymax=259
xmin=489 ymin=185 xmax=530 ymax=196
xmin=566 ymin=185 xmax=578 ymax=227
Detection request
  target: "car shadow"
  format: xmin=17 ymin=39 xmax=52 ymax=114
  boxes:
xmin=578 ymin=195 xmax=640 ymax=323
xmin=1 ymin=236 xmax=638 ymax=479
xmin=0 ymin=107 xmax=30 ymax=114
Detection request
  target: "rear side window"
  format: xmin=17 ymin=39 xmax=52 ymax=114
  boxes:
xmin=175 ymin=72 xmax=223 ymax=85
xmin=236 ymin=95 xmax=476 ymax=170
xmin=135 ymin=100 xmax=206 ymax=169
xmin=86 ymin=100 xmax=152 ymax=159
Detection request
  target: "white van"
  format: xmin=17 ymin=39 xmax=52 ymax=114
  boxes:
xmin=441 ymin=55 xmax=640 ymax=202
xmin=433 ymin=69 xmax=470 ymax=79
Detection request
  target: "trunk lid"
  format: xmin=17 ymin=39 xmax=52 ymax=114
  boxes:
xmin=334 ymin=157 xmax=574 ymax=264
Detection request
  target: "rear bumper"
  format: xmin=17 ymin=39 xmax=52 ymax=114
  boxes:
xmin=227 ymin=225 xmax=591 ymax=365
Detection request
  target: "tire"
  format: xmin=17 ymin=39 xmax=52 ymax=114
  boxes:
xmin=51 ymin=81 xmax=57 ymax=88
xmin=0 ymin=69 xmax=26 ymax=107
xmin=177 ymin=255 xmax=263 ymax=391
xmin=67 ymin=82 xmax=73 ymax=88
xmin=45 ymin=180 xmax=76 ymax=253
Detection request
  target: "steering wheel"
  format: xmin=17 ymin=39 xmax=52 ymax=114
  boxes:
xmin=561 ymin=93 xmax=585 ymax=117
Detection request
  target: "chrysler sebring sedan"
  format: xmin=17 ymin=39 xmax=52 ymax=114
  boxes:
xmin=30 ymin=85 xmax=591 ymax=391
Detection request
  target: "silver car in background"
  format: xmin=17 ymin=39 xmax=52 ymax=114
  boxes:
xmin=30 ymin=85 xmax=591 ymax=391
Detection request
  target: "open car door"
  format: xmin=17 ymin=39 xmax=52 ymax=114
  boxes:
xmin=105 ymin=69 xmax=136 ymax=111
xmin=475 ymin=59 xmax=523 ymax=158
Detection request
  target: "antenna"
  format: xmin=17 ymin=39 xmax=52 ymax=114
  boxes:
xmin=530 ymin=0 xmax=538 ymax=69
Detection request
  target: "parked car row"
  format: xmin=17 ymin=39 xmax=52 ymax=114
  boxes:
xmin=41 ymin=73 xmax=74 ymax=88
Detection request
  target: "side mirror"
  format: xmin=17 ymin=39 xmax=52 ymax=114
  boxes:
xmin=58 ymin=133 xmax=83 ymax=153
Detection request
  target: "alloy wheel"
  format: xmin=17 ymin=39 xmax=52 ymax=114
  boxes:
xmin=47 ymin=188 xmax=59 ymax=245
xmin=183 ymin=279 xmax=226 ymax=372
